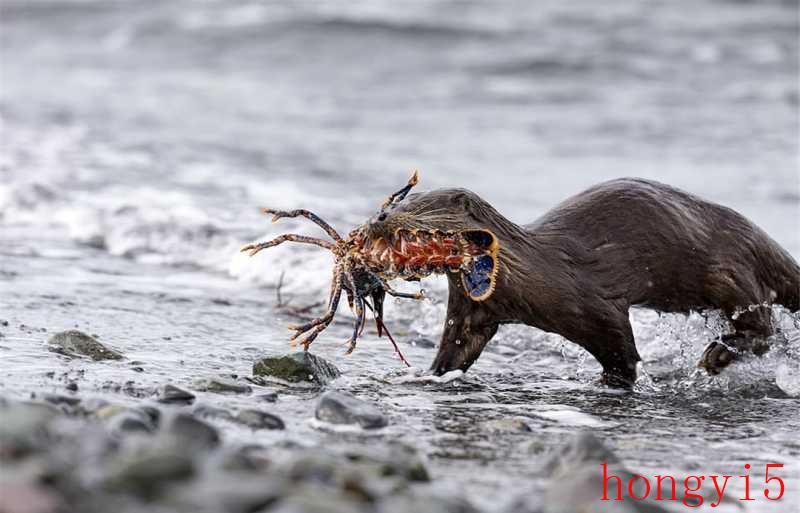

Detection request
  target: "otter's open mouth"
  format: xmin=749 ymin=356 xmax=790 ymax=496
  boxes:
xmin=357 ymin=228 xmax=500 ymax=301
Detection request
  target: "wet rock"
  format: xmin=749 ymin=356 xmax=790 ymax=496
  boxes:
xmin=105 ymin=450 xmax=195 ymax=498
xmin=235 ymin=409 xmax=285 ymax=430
xmin=481 ymin=418 xmax=532 ymax=433
xmin=157 ymin=384 xmax=195 ymax=405
xmin=166 ymin=413 xmax=220 ymax=450
xmin=193 ymin=404 xmax=235 ymax=422
xmin=193 ymin=377 xmax=252 ymax=395
xmin=253 ymin=352 xmax=340 ymax=385
xmin=315 ymin=391 xmax=388 ymax=429
xmin=47 ymin=330 xmax=123 ymax=361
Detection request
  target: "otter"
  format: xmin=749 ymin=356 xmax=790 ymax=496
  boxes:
xmin=364 ymin=178 xmax=800 ymax=386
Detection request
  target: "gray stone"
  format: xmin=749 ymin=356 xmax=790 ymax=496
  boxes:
xmin=235 ymin=409 xmax=285 ymax=430
xmin=252 ymin=352 xmax=340 ymax=385
xmin=193 ymin=377 xmax=252 ymax=395
xmin=105 ymin=450 xmax=195 ymax=499
xmin=315 ymin=391 xmax=388 ymax=429
xmin=47 ymin=330 xmax=123 ymax=361
xmin=166 ymin=413 xmax=220 ymax=450
xmin=157 ymin=384 xmax=195 ymax=405
xmin=193 ymin=404 xmax=235 ymax=422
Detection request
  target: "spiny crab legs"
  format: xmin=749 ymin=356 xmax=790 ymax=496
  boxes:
xmin=241 ymin=171 xmax=500 ymax=365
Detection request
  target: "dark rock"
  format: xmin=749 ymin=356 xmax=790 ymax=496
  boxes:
xmin=157 ymin=384 xmax=195 ymax=405
xmin=255 ymin=390 xmax=279 ymax=402
xmin=64 ymin=382 xmax=78 ymax=392
xmin=108 ymin=411 xmax=156 ymax=434
xmin=105 ymin=450 xmax=195 ymax=498
xmin=135 ymin=405 xmax=161 ymax=427
xmin=166 ymin=413 xmax=220 ymax=450
xmin=235 ymin=409 xmax=285 ymax=430
xmin=0 ymin=320 xmax=8 ymax=327
xmin=253 ymin=352 xmax=340 ymax=385
xmin=42 ymin=393 xmax=80 ymax=407
xmin=315 ymin=391 xmax=388 ymax=429
xmin=193 ymin=377 xmax=252 ymax=395
xmin=47 ymin=330 xmax=123 ymax=361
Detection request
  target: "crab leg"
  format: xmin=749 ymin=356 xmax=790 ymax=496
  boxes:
xmin=344 ymin=294 xmax=365 ymax=355
xmin=241 ymin=234 xmax=333 ymax=256
xmin=288 ymin=268 xmax=343 ymax=342
xmin=262 ymin=208 xmax=342 ymax=242
xmin=365 ymin=269 xmax=425 ymax=300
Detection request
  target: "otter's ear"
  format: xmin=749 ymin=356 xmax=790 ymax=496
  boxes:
xmin=459 ymin=229 xmax=499 ymax=301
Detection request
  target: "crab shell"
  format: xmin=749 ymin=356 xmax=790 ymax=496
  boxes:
xmin=350 ymin=227 xmax=500 ymax=301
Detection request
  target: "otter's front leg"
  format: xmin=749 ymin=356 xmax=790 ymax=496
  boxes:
xmin=431 ymin=283 xmax=498 ymax=375
xmin=699 ymin=306 xmax=773 ymax=375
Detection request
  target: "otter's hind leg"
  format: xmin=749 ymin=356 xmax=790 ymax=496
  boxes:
xmin=699 ymin=306 xmax=773 ymax=375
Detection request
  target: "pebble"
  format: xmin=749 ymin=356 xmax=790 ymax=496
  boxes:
xmin=47 ymin=330 xmax=123 ymax=361
xmin=315 ymin=391 xmax=388 ymax=429
xmin=234 ymin=409 xmax=285 ymax=430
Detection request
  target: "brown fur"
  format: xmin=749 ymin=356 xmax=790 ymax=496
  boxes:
xmin=366 ymin=178 xmax=800 ymax=386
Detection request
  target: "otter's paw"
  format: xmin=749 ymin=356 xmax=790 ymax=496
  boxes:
xmin=698 ymin=340 xmax=737 ymax=375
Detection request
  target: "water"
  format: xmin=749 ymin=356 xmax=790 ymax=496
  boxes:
xmin=1 ymin=0 xmax=799 ymax=511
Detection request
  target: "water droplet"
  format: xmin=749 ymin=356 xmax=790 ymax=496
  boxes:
xmin=448 ymin=319 xmax=454 ymax=326
xmin=455 ymin=339 xmax=461 ymax=345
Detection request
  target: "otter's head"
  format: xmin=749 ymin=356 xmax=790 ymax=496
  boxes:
xmin=355 ymin=172 xmax=503 ymax=301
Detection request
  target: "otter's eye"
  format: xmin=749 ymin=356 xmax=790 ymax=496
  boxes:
xmin=377 ymin=212 xmax=388 ymax=222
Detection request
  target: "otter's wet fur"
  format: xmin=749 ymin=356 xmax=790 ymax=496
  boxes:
xmin=365 ymin=178 xmax=800 ymax=386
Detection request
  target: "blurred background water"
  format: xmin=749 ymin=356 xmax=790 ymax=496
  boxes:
xmin=1 ymin=0 xmax=799 ymax=511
